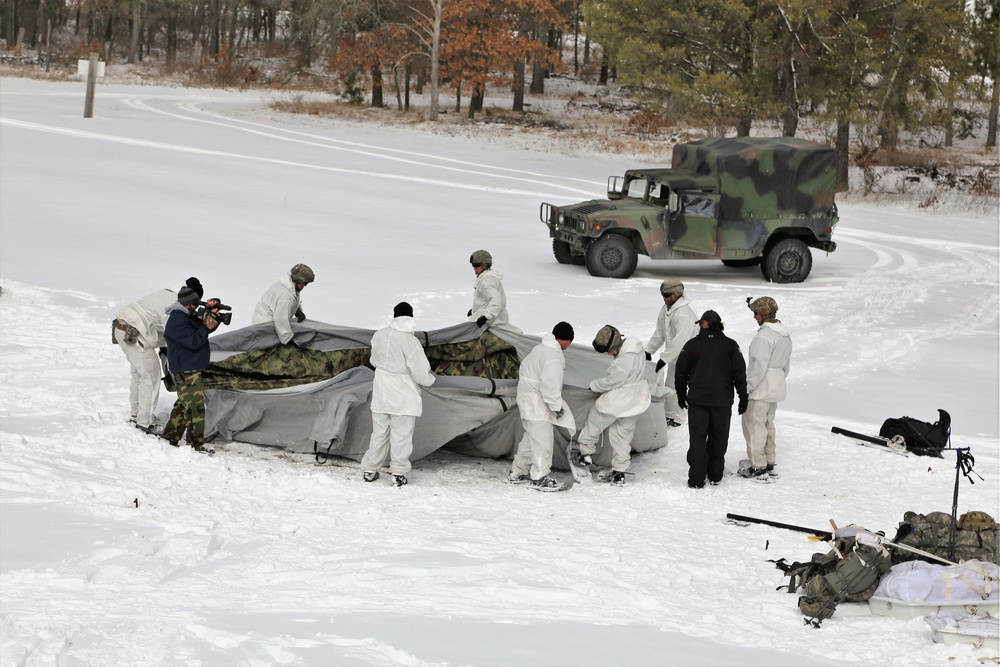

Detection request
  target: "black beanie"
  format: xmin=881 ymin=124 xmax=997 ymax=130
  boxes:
xmin=393 ymin=302 xmax=414 ymax=318
xmin=552 ymin=321 xmax=574 ymax=341
xmin=186 ymin=277 xmax=204 ymax=299
xmin=177 ymin=286 xmax=201 ymax=307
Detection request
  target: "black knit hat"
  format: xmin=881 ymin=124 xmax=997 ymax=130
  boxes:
xmin=393 ymin=302 xmax=414 ymax=318
xmin=552 ymin=321 xmax=575 ymax=341
xmin=185 ymin=277 xmax=204 ymax=299
xmin=177 ymin=286 xmax=201 ymax=307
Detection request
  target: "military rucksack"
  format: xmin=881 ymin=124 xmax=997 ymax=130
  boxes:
xmin=894 ymin=511 xmax=1000 ymax=565
xmin=878 ymin=409 xmax=950 ymax=457
xmin=773 ymin=526 xmax=892 ymax=624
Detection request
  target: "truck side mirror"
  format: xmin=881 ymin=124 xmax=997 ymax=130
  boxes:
xmin=607 ymin=176 xmax=624 ymax=200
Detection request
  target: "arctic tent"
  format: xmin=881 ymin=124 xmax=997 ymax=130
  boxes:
xmin=202 ymin=321 xmax=670 ymax=470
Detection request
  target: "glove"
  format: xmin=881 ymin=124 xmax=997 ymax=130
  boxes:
xmin=655 ymin=359 xmax=666 ymax=373
xmin=467 ymin=309 xmax=473 ymax=317
xmin=645 ymin=351 xmax=652 ymax=361
xmin=678 ymin=396 xmax=687 ymax=410
xmin=476 ymin=315 xmax=488 ymax=327
xmin=738 ymin=398 xmax=748 ymax=415
xmin=295 ymin=308 xmax=306 ymax=323
xmin=555 ymin=408 xmax=564 ymax=419
xmin=123 ymin=324 xmax=141 ymax=346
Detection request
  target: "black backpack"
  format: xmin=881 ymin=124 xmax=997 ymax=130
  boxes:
xmin=879 ymin=409 xmax=950 ymax=457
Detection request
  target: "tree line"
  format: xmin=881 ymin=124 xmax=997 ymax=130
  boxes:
xmin=3 ymin=0 xmax=997 ymax=157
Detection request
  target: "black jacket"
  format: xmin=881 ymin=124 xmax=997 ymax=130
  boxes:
xmin=674 ymin=328 xmax=748 ymax=407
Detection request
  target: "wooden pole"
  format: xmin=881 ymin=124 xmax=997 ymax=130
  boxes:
xmin=83 ymin=52 xmax=98 ymax=118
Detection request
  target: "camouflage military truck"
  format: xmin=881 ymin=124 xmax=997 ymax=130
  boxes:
xmin=540 ymin=136 xmax=839 ymax=282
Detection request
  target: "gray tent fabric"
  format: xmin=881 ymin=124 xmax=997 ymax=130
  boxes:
xmin=204 ymin=322 xmax=669 ymax=469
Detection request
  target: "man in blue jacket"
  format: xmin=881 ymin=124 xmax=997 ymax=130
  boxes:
xmin=160 ymin=286 xmax=221 ymax=453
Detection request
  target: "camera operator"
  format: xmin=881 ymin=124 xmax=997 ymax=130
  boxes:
xmin=160 ymin=286 xmax=222 ymax=454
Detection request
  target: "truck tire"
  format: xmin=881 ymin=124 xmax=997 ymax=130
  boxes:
xmin=553 ymin=239 xmax=585 ymax=265
xmin=586 ymin=234 xmax=638 ymax=279
xmin=762 ymin=238 xmax=812 ymax=283
xmin=721 ymin=258 xmax=762 ymax=268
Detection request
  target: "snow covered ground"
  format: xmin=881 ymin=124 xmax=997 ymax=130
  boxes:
xmin=1 ymin=77 xmax=998 ymax=666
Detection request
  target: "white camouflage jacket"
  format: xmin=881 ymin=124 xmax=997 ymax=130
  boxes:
xmin=746 ymin=321 xmax=792 ymax=402
xmin=590 ymin=336 xmax=652 ymax=418
xmin=369 ymin=316 xmax=436 ymax=416
xmin=251 ymin=273 xmax=301 ymax=344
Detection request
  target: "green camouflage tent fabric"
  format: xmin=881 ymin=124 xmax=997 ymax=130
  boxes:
xmin=203 ymin=328 xmax=520 ymax=391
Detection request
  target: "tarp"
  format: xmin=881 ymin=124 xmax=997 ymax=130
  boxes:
xmin=203 ymin=322 xmax=669 ymax=469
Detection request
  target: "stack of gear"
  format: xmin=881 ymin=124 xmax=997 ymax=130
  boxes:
xmin=893 ymin=511 xmax=999 ymax=566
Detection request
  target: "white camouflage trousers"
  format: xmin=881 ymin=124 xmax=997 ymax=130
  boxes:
xmin=116 ymin=328 xmax=162 ymax=428
xmin=577 ymin=409 xmax=637 ymax=473
xmin=511 ymin=419 xmax=554 ymax=481
xmin=361 ymin=412 xmax=415 ymax=475
xmin=742 ymin=399 xmax=778 ymax=469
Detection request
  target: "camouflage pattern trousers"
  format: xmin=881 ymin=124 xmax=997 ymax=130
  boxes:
xmin=161 ymin=370 xmax=205 ymax=448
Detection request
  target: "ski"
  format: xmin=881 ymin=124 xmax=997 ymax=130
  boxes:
xmin=831 ymin=427 xmax=909 ymax=456
xmin=725 ymin=513 xmax=833 ymax=540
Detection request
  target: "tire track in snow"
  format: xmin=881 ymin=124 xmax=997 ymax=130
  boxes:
xmin=118 ymin=96 xmax=598 ymax=200
xmin=795 ymin=223 xmax=998 ymax=382
xmin=0 ymin=116 xmax=579 ymax=200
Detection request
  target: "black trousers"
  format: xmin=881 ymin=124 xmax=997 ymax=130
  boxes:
xmin=687 ymin=404 xmax=732 ymax=486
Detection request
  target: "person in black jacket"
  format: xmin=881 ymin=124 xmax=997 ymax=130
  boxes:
xmin=160 ymin=286 xmax=221 ymax=453
xmin=674 ymin=310 xmax=748 ymax=488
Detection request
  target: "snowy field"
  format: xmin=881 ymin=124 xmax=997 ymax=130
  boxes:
xmin=1 ymin=77 xmax=998 ymax=666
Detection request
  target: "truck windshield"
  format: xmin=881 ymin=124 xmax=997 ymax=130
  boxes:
xmin=624 ymin=178 xmax=647 ymax=200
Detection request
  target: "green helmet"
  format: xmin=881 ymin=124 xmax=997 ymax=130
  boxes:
xmin=290 ymin=263 xmax=315 ymax=284
xmin=592 ymin=325 xmax=623 ymax=353
xmin=748 ymin=296 xmax=778 ymax=317
xmin=470 ymin=250 xmax=493 ymax=268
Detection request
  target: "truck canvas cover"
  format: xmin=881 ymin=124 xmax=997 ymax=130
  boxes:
xmin=671 ymin=136 xmax=837 ymax=222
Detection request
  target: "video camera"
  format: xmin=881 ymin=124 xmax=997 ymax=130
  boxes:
xmin=196 ymin=298 xmax=233 ymax=326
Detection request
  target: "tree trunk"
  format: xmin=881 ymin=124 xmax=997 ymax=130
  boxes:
xmin=371 ymin=60 xmax=383 ymax=108
xmin=944 ymin=92 xmax=954 ymax=147
xmin=393 ymin=65 xmax=403 ymax=111
xmin=78 ymin=0 xmax=91 ymax=43
xmin=512 ymin=59 xmax=525 ymax=112
xmin=987 ymin=77 xmax=998 ymax=148
xmin=455 ymin=83 xmax=461 ymax=113
xmin=736 ymin=112 xmax=752 ymax=137
xmin=210 ymin=0 xmax=220 ymax=55
xmin=404 ymin=63 xmax=411 ymax=111
xmin=599 ymin=50 xmax=609 ymax=85
xmin=529 ymin=22 xmax=547 ymax=94
xmin=835 ymin=118 xmax=850 ymax=193
xmin=127 ymin=0 xmax=140 ymax=64
xmin=429 ymin=0 xmax=442 ymax=121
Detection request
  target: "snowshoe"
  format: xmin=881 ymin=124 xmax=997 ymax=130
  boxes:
xmin=530 ymin=476 xmax=569 ymax=492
